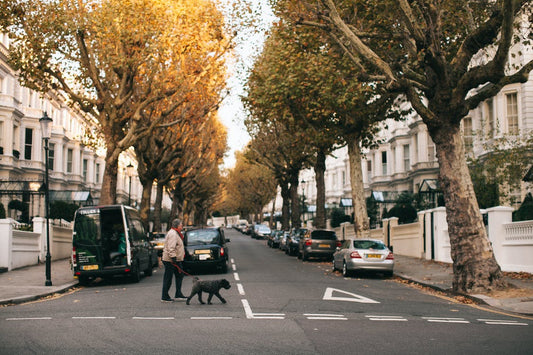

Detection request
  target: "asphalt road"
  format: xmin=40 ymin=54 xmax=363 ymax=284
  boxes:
xmin=0 ymin=229 xmax=531 ymax=354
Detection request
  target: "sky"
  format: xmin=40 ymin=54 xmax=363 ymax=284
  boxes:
xmin=218 ymin=1 xmax=276 ymax=169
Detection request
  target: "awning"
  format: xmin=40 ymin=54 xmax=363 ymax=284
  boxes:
xmin=50 ymin=190 xmax=92 ymax=203
xmin=340 ymin=198 xmax=353 ymax=207
xmin=419 ymin=179 xmax=440 ymax=193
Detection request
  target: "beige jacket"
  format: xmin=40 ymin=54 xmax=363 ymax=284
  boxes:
xmin=162 ymin=229 xmax=185 ymax=262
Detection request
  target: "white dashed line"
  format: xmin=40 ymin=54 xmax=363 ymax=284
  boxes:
xmin=190 ymin=317 xmax=233 ymax=320
xmin=423 ymin=317 xmax=469 ymax=324
xmin=366 ymin=315 xmax=407 ymax=322
xmin=478 ymin=319 xmax=528 ymax=326
xmin=233 ymin=272 xmax=240 ymax=281
xmin=6 ymin=317 xmax=52 ymax=321
xmin=72 ymin=316 xmax=116 ymax=319
xmin=132 ymin=317 xmax=174 ymax=320
xmin=305 ymin=313 xmax=347 ymax=320
xmin=237 ymin=283 xmax=245 ymax=296
xmin=232 ymin=264 xmax=237 ymax=271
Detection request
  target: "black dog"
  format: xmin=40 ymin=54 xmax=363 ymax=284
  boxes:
xmin=186 ymin=277 xmax=231 ymax=305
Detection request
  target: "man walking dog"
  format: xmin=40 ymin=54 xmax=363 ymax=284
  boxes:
xmin=161 ymin=218 xmax=187 ymax=302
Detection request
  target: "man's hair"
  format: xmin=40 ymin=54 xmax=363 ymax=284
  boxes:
xmin=171 ymin=218 xmax=182 ymax=228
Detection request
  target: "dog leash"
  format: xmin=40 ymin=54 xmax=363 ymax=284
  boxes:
xmin=171 ymin=261 xmax=193 ymax=276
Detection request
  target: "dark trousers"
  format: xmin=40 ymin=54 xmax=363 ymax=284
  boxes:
xmin=162 ymin=260 xmax=184 ymax=299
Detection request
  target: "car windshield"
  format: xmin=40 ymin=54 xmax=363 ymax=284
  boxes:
xmin=185 ymin=230 xmax=220 ymax=246
xmin=258 ymin=225 xmax=270 ymax=232
xmin=310 ymin=230 xmax=336 ymax=240
xmin=353 ymin=240 xmax=387 ymax=250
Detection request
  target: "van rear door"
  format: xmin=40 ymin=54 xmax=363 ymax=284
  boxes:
xmin=72 ymin=208 xmax=103 ymax=272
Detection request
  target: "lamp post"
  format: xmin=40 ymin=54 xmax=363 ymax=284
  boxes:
xmin=126 ymin=163 xmax=134 ymax=206
xmin=300 ymin=179 xmax=306 ymax=224
xmin=40 ymin=112 xmax=53 ymax=287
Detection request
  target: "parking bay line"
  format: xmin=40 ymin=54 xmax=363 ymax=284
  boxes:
xmin=305 ymin=313 xmax=347 ymax=320
xmin=241 ymin=299 xmax=285 ymax=319
xmin=366 ymin=315 xmax=407 ymax=322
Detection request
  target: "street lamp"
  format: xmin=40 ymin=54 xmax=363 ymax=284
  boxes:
xmin=39 ymin=111 xmax=53 ymax=287
xmin=126 ymin=163 xmax=134 ymax=206
xmin=300 ymin=179 xmax=306 ymax=223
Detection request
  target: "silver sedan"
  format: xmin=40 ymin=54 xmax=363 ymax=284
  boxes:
xmin=333 ymin=238 xmax=394 ymax=277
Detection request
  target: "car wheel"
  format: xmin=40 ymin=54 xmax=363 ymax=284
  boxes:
xmin=332 ymin=261 xmax=337 ymax=272
xmin=132 ymin=260 xmax=142 ymax=283
xmin=144 ymin=257 xmax=153 ymax=276
xmin=385 ymin=270 xmax=393 ymax=277
xmin=342 ymin=261 xmax=351 ymax=277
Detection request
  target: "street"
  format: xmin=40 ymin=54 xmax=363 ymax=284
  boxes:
xmin=1 ymin=229 xmax=531 ymax=354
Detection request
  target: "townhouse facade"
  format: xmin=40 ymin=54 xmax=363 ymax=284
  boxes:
xmin=0 ymin=34 xmax=140 ymax=222
xmin=298 ymin=37 xmax=533 ymax=221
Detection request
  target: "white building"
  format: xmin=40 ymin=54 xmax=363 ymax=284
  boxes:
xmin=0 ymin=34 xmax=140 ymax=222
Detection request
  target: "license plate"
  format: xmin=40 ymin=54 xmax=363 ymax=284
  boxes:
xmin=199 ymin=254 xmax=210 ymax=260
xmin=366 ymin=254 xmax=381 ymax=259
xmin=194 ymin=249 xmax=211 ymax=255
xmin=319 ymin=244 xmax=330 ymax=248
xmin=81 ymin=265 xmax=99 ymax=271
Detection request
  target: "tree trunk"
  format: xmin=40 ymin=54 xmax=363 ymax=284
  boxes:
xmin=280 ymin=182 xmax=291 ymax=230
xmin=290 ymin=175 xmax=300 ymax=229
xmin=435 ymin=125 xmax=507 ymax=293
xmin=270 ymin=195 xmax=276 ymax=229
xmin=153 ymin=183 xmax=164 ymax=232
xmin=314 ymin=150 xmax=327 ymax=229
xmin=139 ymin=178 xmax=153 ymax=231
xmin=99 ymin=149 xmax=119 ymax=205
xmin=347 ymin=136 xmax=369 ymax=237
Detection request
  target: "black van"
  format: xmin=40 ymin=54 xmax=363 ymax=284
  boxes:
xmin=72 ymin=205 xmax=158 ymax=285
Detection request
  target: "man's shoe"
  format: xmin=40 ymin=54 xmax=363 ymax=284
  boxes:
xmin=174 ymin=294 xmax=187 ymax=299
xmin=161 ymin=298 xmax=173 ymax=303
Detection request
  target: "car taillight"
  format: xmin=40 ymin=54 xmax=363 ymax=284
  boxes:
xmin=220 ymin=247 xmax=225 ymax=256
xmin=72 ymin=247 xmax=77 ymax=267
xmin=386 ymin=252 xmax=394 ymax=260
xmin=350 ymin=251 xmax=362 ymax=258
xmin=305 ymin=240 xmax=312 ymax=246
xmin=336 ymin=241 xmax=341 ymax=248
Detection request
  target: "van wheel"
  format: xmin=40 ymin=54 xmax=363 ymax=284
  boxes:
xmin=144 ymin=257 xmax=153 ymax=276
xmin=132 ymin=261 xmax=142 ymax=283
xmin=78 ymin=276 xmax=90 ymax=286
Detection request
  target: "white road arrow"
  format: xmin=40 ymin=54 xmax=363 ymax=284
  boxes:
xmin=323 ymin=287 xmax=380 ymax=304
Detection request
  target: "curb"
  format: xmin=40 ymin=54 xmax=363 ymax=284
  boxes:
xmin=0 ymin=281 xmax=79 ymax=306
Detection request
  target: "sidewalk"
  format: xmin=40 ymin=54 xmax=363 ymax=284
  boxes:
xmin=1 ymin=256 xmax=532 ymax=316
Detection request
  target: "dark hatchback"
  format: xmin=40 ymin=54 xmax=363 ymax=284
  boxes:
xmin=183 ymin=227 xmax=230 ymax=273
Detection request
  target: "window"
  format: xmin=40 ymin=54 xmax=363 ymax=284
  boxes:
xmin=0 ymin=121 xmax=4 ymax=151
xmin=95 ymin=163 xmax=101 ymax=183
xmin=48 ymin=143 xmax=55 ymax=171
xmin=485 ymin=98 xmax=495 ymax=137
xmin=428 ymin=140 xmax=436 ymax=161
xmin=342 ymin=170 xmax=346 ymax=186
xmin=506 ymin=93 xmax=518 ymax=135
xmin=403 ymin=144 xmax=410 ymax=171
xmin=67 ymin=148 xmax=73 ymax=173
xmin=24 ymin=128 xmax=32 ymax=160
xmin=367 ymin=160 xmax=372 ymax=179
xmin=83 ymin=159 xmax=88 ymax=182
xmin=463 ymin=117 xmax=473 ymax=153
xmin=381 ymin=151 xmax=387 ymax=175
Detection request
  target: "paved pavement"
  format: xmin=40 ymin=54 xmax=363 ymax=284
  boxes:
xmin=1 ymin=255 xmax=532 ymax=317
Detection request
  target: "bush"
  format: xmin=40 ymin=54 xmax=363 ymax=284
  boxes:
xmin=50 ymin=201 xmax=80 ymax=222
xmin=330 ymin=207 xmax=351 ymax=228
xmin=0 ymin=203 xmax=5 ymax=219
xmin=513 ymin=193 xmax=533 ymax=222
xmin=384 ymin=193 xmax=418 ymax=224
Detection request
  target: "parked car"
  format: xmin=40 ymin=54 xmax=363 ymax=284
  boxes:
xmin=286 ymin=228 xmax=307 ymax=256
xmin=298 ymin=229 xmax=339 ymax=261
xmin=268 ymin=230 xmax=284 ymax=248
xmin=252 ymin=224 xmax=272 ymax=239
xmin=183 ymin=227 xmax=230 ymax=273
xmin=149 ymin=232 xmax=166 ymax=257
xmin=332 ymin=238 xmax=394 ymax=277
xmin=278 ymin=231 xmax=290 ymax=252
xmin=72 ymin=205 xmax=158 ymax=285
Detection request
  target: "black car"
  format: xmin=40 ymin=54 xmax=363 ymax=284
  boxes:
xmin=286 ymin=228 xmax=307 ymax=256
xmin=183 ymin=227 xmax=230 ymax=273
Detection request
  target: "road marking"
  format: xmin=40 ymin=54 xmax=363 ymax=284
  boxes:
xmin=231 ymin=258 xmax=235 ymax=264
xmin=478 ymin=319 xmax=528 ymax=326
xmin=191 ymin=317 xmax=233 ymax=320
xmin=233 ymin=272 xmax=240 ymax=281
xmin=237 ymin=283 xmax=245 ymax=296
xmin=232 ymin=264 xmax=237 ymax=271
xmin=422 ymin=317 xmax=469 ymax=324
xmin=132 ymin=317 xmax=174 ymax=320
xmin=366 ymin=315 xmax=407 ymax=322
xmin=241 ymin=299 xmax=285 ymax=319
xmin=6 ymin=317 xmax=52 ymax=321
xmin=72 ymin=316 xmax=116 ymax=319
xmin=323 ymin=287 xmax=380 ymax=303
xmin=304 ymin=313 xmax=347 ymax=320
